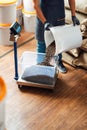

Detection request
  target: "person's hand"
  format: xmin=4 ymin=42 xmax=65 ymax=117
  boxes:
xmin=72 ymin=16 xmax=80 ymax=26
xmin=44 ymin=21 xmax=53 ymax=30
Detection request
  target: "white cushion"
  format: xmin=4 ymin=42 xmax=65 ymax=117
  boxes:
xmin=65 ymin=0 xmax=87 ymax=14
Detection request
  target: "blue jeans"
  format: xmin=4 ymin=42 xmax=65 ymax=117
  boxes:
xmin=37 ymin=41 xmax=46 ymax=53
xmin=36 ymin=41 xmax=62 ymax=63
xmin=36 ymin=41 xmax=46 ymax=63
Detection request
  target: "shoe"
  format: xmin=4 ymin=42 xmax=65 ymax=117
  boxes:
xmin=57 ymin=61 xmax=67 ymax=73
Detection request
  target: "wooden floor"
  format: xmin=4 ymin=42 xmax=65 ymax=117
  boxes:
xmin=0 ymin=30 xmax=87 ymax=130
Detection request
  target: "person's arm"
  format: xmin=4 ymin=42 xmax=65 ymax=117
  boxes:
xmin=33 ymin=0 xmax=53 ymax=30
xmin=33 ymin=0 xmax=46 ymax=24
xmin=68 ymin=0 xmax=75 ymax=16
xmin=68 ymin=0 xmax=80 ymax=26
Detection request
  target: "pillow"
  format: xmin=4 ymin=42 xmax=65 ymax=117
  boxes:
xmin=76 ymin=0 xmax=87 ymax=14
xmin=80 ymin=19 xmax=87 ymax=38
xmin=80 ymin=39 xmax=87 ymax=52
xmin=72 ymin=52 xmax=87 ymax=70
xmin=82 ymin=32 xmax=87 ymax=38
xmin=80 ymin=19 xmax=87 ymax=31
xmin=65 ymin=0 xmax=87 ymax=14
xmin=62 ymin=52 xmax=76 ymax=67
xmin=67 ymin=48 xmax=81 ymax=58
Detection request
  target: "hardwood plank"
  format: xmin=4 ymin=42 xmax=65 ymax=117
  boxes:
xmin=0 ymin=28 xmax=34 ymax=58
xmin=0 ymin=37 xmax=87 ymax=130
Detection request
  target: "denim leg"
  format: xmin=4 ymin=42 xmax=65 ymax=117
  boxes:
xmin=57 ymin=53 xmax=66 ymax=73
xmin=36 ymin=41 xmax=46 ymax=63
xmin=37 ymin=41 xmax=46 ymax=53
xmin=58 ymin=53 xmax=62 ymax=62
xmin=54 ymin=53 xmax=62 ymax=61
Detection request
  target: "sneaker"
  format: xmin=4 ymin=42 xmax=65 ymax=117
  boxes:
xmin=57 ymin=61 xmax=67 ymax=73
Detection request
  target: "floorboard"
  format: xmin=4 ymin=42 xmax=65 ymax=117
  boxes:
xmin=0 ymin=31 xmax=87 ymax=130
